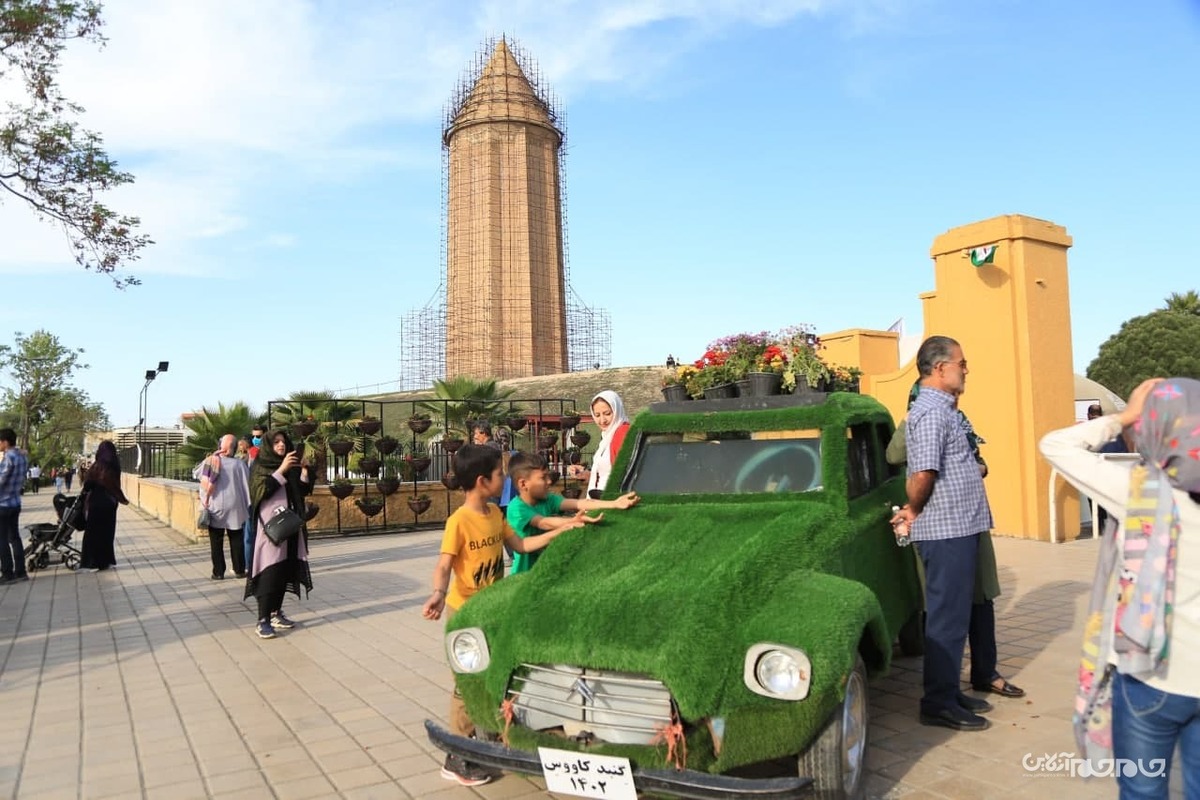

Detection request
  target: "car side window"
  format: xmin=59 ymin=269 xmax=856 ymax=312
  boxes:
xmin=846 ymin=424 xmax=878 ymax=498
xmin=876 ymin=422 xmax=902 ymax=479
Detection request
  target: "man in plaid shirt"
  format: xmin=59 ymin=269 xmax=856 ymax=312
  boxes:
xmin=892 ymin=336 xmax=993 ymax=732
xmin=0 ymin=428 xmax=30 ymax=584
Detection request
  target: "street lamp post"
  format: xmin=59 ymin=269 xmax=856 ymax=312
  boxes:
xmin=137 ymin=361 xmax=169 ymax=475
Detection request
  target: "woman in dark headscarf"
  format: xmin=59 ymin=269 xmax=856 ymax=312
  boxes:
xmin=245 ymin=429 xmax=312 ymax=639
xmin=80 ymin=440 xmax=129 ymax=571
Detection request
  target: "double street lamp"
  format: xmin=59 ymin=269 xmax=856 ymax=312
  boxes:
xmin=137 ymin=361 xmax=169 ymax=473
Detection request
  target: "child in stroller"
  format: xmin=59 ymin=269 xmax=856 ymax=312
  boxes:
xmin=24 ymin=492 xmax=86 ymax=572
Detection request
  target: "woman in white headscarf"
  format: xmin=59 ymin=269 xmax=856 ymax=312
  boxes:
xmin=578 ymin=390 xmax=631 ymax=499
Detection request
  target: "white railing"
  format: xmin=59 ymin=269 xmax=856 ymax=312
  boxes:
xmin=1047 ymin=453 xmax=1140 ymax=543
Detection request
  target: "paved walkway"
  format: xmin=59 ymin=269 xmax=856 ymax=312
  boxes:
xmin=0 ymin=494 xmax=1162 ymax=799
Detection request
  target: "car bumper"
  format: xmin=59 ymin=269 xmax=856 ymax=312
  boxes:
xmin=424 ymin=720 xmax=814 ymax=800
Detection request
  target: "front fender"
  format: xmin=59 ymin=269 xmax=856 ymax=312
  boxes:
xmin=711 ymin=571 xmax=887 ymax=772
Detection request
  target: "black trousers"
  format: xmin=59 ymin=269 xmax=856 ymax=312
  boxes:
xmin=208 ymin=527 xmax=245 ymax=577
xmin=255 ymin=562 xmax=287 ymax=621
xmin=968 ymin=599 xmax=999 ymax=688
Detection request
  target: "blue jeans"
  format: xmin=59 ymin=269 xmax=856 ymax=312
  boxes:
xmin=243 ymin=514 xmax=255 ymax=572
xmin=1112 ymin=671 xmax=1199 ymax=799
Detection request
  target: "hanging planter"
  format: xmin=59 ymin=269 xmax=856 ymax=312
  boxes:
xmin=375 ymin=476 xmax=400 ymax=496
xmin=375 ymin=436 xmax=399 ymax=455
xmin=547 ymin=470 xmax=561 ymax=486
xmin=570 ymin=430 xmax=591 ymax=448
xmin=561 ymin=486 xmax=582 ymax=499
xmin=407 ymin=495 xmax=432 ymax=515
xmin=303 ymin=502 xmax=320 ymax=521
xmin=292 ymin=419 xmax=317 ymax=438
xmin=355 ymin=497 xmax=384 ymax=517
xmin=359 ymin=457 xmax=381 ymax=477
xmin=506 ymin=415 xmax=528 ymax=431
xmin=407 ymin=414 xmax=432 ymax=434
xmin=329 ymin=480 xmax=355 ymax=500
xmin=442 ymin=437 xmax=464 ymax=454
xmin=559 ymin=413 xmax=581 ymax=430
xmin=356 ymin=417 xmax=382 ymax=435
xmin=410 ymin=456 xmax=431 ymax=476
xmin=327 ymin=436 xmax=354 ymax=457
xmin=538 ymin=432 xmax=559 ymax=450
xmin=441 ymin=471 xmax=457 ymax=490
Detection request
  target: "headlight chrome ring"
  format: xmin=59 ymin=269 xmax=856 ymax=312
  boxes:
xmin=743 ymin=643 xmax=811 ymax=700
xmin=446 ymin=627 xmax=491 ymax=673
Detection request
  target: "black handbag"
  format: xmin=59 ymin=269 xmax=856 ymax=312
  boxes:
xmin=197 ymin=506 xmax=211 ymax=528
xmin=264 ymin=505 xmax=302 ymax=545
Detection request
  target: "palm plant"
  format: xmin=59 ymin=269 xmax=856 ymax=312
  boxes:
xmin=1165 ymin=290 xmax=1200 ymax=316
xmin=418 ymin=376 xmax=514 ymax=437
xmin=175 ymin=402 xmax=263 ymax=471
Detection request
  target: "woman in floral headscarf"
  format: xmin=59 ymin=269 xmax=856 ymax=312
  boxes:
xmin=1040 ymin=378 xmax=1200 ymax=798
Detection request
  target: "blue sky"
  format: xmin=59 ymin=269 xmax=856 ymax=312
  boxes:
xmin=1 ymin=0 xmax=1197 ymax=429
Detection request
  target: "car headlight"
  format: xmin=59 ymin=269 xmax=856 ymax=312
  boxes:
xmin=743 ymin=643 xmax=811 ymax=700
xmin=446 ymin=627 xmax=491 ymax=673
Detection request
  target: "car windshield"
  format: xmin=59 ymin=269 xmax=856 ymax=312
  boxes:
xmin=626 ymin=430 xmax=823 ymax=495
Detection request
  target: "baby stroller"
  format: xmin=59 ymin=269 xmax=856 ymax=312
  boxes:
xmin=24 ymin=492 xmax=86 ymax=572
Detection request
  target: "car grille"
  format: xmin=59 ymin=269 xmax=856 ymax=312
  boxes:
xmin=507 ymin=663 xmax=675 ymax=746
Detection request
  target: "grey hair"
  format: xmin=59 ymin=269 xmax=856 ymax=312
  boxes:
xmin=916 ymin=336 xmax=960 ymax=378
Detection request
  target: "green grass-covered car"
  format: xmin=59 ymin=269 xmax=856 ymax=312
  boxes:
xmin=425 ymin=392 xmax=924 ymax=799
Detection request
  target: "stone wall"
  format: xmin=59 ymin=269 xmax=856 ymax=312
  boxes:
xmin=120 ymin=474 xmax=459 ymax=541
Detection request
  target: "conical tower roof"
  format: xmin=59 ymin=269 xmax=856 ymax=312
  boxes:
xmin=444 ymin=39 xmax=561 ymax=144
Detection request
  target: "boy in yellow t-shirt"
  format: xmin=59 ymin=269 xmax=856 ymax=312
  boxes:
xmin=421 ymin=444 xmax=577 ymax=787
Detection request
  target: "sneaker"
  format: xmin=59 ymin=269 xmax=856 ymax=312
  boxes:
xmin=270 ymin=611 xmax=296 ymax=629
xmin=255 ymin=620 xmax=276 ymax=639
xmin=440 ymin=754 xmax=492 ymax=787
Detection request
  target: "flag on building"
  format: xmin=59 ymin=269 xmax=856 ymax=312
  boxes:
xmin=969 ymin=245 xmax=997 ymax=267
xmin=886 ymin=318 xmax=904 ymax=336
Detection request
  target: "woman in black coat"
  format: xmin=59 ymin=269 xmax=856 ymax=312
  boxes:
xmin=80 ymin=440 xmax=128 ymax=571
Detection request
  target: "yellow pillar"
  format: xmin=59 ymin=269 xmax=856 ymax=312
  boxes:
xmin=922 ymin=215 xmax=1077 ymax=540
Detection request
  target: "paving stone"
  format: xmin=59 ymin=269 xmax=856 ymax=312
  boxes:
xmin=0 ymin=494 xmax=1132 ymax=800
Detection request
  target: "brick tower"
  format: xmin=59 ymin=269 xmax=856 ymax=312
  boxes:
xmin=443 ymin=39 xmax=569 ymax=380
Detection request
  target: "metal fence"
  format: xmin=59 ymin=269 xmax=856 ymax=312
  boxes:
xmin=119 ymin=443 xmax=195 ymax=481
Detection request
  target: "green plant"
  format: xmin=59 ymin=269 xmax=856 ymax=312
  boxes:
xmin=662 ymin=365 xmax=697 ymax=388
xmin=419 ymin=377 xmax=514 ymax=438
xmin=829 ymin=365 xmax=863 ymax=393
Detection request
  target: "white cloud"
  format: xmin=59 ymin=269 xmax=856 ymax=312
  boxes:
xmin=0 ymin=0 xmax=884 ymax=276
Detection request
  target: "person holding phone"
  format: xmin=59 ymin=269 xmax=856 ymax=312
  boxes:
xmin=245 ymin=430 xmax=313 ymax=639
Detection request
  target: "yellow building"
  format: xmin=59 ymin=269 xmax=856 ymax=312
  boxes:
xmin=823 ymin=214 xmax=1079 ymax=541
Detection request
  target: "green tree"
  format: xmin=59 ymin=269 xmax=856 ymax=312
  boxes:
xmin=1 ymin=0 xmax=151 ymax=287
xmin=30 ymin=386 xmax=108 ymax=465
xmin=0 ymin=328 xmax=87 ymax=448
xmin=1087 ymin=308 xmax=1200 ymax=399
xmin=1164 ymin=290 xmax=1200 ymax=315
xmin=419 ymin=376 xmax=514 ymax=437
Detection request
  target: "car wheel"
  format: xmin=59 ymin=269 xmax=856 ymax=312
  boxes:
xmin=898 ymin=610 xmax=924 ymax=657
xmin=798 ymin=654 xmax=868 ymax=799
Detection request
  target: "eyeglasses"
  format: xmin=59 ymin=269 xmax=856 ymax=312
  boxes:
xmin=937 ymin=359 xmax=968 ymax=370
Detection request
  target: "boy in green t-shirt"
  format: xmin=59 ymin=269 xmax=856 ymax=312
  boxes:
xmin=506 ymin=452 xmax=640 ymax=574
